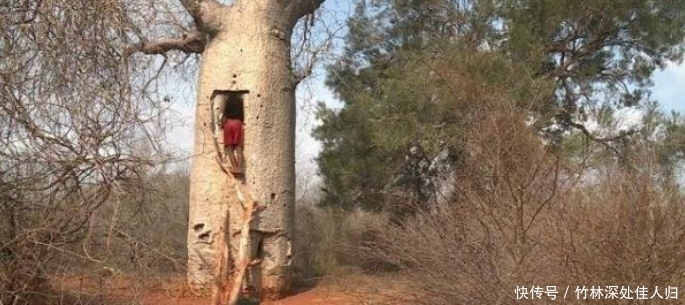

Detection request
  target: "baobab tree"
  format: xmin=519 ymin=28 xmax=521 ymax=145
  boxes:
xmin=125 ymin=0 xmax=327 ymax=301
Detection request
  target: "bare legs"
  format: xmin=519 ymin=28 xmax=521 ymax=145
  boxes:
xmin=226 ymin=145 xmax=244 ymax=175
xmin=234 ymin=146 xmax=243 ymax=174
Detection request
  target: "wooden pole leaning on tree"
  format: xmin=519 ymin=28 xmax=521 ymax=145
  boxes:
xmin=209 ymin=95 xmax=264 ymax=305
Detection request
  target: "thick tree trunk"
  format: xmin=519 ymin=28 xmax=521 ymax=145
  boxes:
xmin=187 ymin=2 xmax=298 ymax=299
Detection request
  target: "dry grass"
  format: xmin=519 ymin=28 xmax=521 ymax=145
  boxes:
xmin=293 ymin=205 xmax=380 ymax=279
xmin=0 ymin=167 xmax=190 ymax=305
xmin=348 ymin=103 xmax=685 ymax=305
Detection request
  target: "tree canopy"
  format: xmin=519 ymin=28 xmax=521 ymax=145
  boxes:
xmin=315 ymin=0 xmax=685 ymax=211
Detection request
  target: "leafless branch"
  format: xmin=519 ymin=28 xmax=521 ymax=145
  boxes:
xmin=1 ymin=0 xmax=177 ymax=301
xmin=124 ymin=30 xmax=207 ymax=58
xmin=179 ymin=0 xmax=226 ymax=32
xmin=293 ymin=40 xmax=330 ymax=85
xmin=292 ymin=11 xmax=336 ymax=85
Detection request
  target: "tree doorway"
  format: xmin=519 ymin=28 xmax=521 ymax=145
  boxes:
xmin=213 ymin=89 xmax=246 ymax=122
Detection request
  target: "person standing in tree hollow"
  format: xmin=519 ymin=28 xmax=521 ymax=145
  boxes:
xmin=222 ymin=95 xmax=244 ymax=175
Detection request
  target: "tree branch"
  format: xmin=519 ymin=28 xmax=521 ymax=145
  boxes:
xmin=559 ymin=114 xmax=636 ymax=156
xmin=293 ymin=39 xmax=329 ymax=85
xmin=209 ymin=94 xmax=265 ymax=305
xmin=124 ymin=30 xmax=206 ymax=58
xmin=179 ymin=0 xmax=226 ymax=32
xmin=288 ymin=0 xmax=326 ymax=23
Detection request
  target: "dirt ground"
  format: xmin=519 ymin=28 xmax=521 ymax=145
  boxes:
xmin=140 ymin=289 xmax=358 ymax=305
xmin=47 ymin=273 xmax=402 ymax=305
xmin=141 ymin=284 xmax=360 ymax=305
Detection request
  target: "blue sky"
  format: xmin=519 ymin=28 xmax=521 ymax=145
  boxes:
xmin=652 ymin=61 xmax=685 ymax=114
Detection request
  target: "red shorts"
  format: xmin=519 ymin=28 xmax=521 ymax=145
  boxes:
xmin=223 ymin=119 xmax=243 ymax=147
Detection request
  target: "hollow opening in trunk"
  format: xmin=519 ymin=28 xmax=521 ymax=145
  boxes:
xmin=220 ymin=91 xmax=246 ymax=121
xmin=214 ymin=89 xmax=248 ymax=176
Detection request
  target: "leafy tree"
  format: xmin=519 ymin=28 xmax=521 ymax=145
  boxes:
xmin=315 ymin=0 xmax=685 ymax=211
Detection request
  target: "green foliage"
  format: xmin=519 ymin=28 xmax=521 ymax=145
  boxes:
xmin=316 ymin=0 xmax=685 ymax=210
xmin=502 ymin=0 xmax=685 ymax=114
xmin=316 ymin=44 xmax=553 ymax=210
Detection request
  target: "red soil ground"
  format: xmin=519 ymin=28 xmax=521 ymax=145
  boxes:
xmin=48 ymin=274 xmax=395 ymax=305
xmin=140 ymin=290 xmax=357 ymax=305
xmin=142 ymin=285 xmax=359 ymax=305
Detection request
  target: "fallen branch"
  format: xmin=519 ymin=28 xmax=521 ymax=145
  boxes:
xmin=209 ymin=94 xmax=264 ymax=305
xmin=225 ymin=182 xmax=265 ymax=305
xmin=211 ymin=155 xmax=264 ymax=305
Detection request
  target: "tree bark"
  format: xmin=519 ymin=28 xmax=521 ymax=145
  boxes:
xmin=186 ymin=0 xmax=323 ymax=300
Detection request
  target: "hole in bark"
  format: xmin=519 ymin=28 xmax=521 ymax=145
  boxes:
xmin=222 ymin=94 xmax=244 ymax=122
xmin=193 ymin=223 xmax=205 ymax=231
xmin=257 ymin=238 xmax=264 ymax=260
xmin=198 ymin=231 xmax=210 ymax=240
xmin=257 ymin=94 xmax=261 ymax=98
xmin=270 ymin=193 xmax=276 ymax=201
xmin=232 ymin=74 xmax=237 ymax=78
xmin=213 ymin=89 xmax=248 ymax=123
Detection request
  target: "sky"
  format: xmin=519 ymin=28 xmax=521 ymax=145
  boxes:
xmin=652 ymin=61 xmax=685 ymax=114
xmin=162 ymin=1 xmax=685 ymax=184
